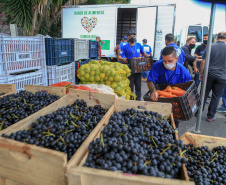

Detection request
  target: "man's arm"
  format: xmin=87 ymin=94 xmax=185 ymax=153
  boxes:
xmin=150 ymin=52 xmax=152 ymax=56
xmin=147 ymin=81 xmax=158 ymax=101
xmin=183 ymin=47 xmax=196 ymax=62
xmin=142 ymin=53 xmax=149 ymax=57
xmin=118 ymin=55 xmax=128 ymax=63
xmin=199 ymin=59 xmax=205 ymax=82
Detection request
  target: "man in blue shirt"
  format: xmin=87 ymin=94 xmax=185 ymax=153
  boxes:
xmin=118 ymin=29 xmax=149 ymax=100
xmin=141 ymin=39 xmax=152 ymax=82
xmin=147 ymin=46 xmax=191 ymax=102
xmin=159 ymin=33 xmax=185 ymax=65
xmin=119 ymin=36 xmax=128 ymax=51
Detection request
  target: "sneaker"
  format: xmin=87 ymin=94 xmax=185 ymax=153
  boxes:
xmin=206 ymin=117 xmax=216 ymax=122
xmin=216 ymin=108 xmax=226 ymax=113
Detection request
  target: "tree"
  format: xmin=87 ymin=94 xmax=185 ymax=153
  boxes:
xmin=0 ymin=0 xmax=88 ymax=36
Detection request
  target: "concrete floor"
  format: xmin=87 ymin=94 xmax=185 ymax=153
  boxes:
xmin=141 ymin=81 xmax=226 ymax=138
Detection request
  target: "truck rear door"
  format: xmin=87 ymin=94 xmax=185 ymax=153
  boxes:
xmin=136 ymin=6 xmax=157 ymax=56
xmin=153 ymin=5 xmax=176 ymax=61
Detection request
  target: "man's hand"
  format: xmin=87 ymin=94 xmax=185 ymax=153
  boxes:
xmin=151 ymin=91 xmax=159 ymax=101
xmin=122 ymin=58 xmax=128 ymax=63
xmin=194 ymin=67 xmax=199 ymax=74
xmin=196 ymin=56 xmax=203 ymax=62
xmin=199 ymin=74 xmax=203 ymax=81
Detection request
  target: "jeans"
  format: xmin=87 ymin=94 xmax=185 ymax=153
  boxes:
xmin=221 ymin=86 xmax=226 ymax=109
xmin=128 ymin=73 xmax=142 ymax=100
xmin=142 ymin=71 xmax=150 ymax=78
xmin=203 ymin=73 xmax=226 ymax=119
xmin=194 ymin=72 xmax=200 ymax=88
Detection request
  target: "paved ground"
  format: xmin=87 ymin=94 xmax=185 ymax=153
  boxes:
xmin=141 ymin=81 xmax=226 ymax=138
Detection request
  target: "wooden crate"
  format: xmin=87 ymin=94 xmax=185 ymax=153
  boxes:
xmin=180 ymin=132 xmax=226 ymax=150
xmin=0 ymin=85 xmax=66 ymax=134
xmin=180 ymin=132 xmax=226 ymax=184
xmin=0 ymin=84 xmax=16 ymax=98
xmin=67 ymin=99 xmax=194 ymax=185
xmin=0 ymin=90 xmax=116 ymax=185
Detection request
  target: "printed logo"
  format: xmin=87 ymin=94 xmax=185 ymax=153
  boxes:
xmin=81 ymin=16 xmax=98 ymax=33
xmin=137 ymin=49 xmax=140 ymax=53
xmin=176 ymin=48 xmax=181 ymax=57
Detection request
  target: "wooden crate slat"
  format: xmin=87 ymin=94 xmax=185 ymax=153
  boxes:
xmin=180 ymin=132 xmax=226 ymax=151
xmin=24 ymin=85 xmax=66 ymax=97
xmin=0 ymin=84 xmax=16 ymax=94
xmin=0 ymin=84 xmax=16 ymax=98
xmin=115 ymin=99 xmax=172 ymax=119
xmin=0 ymin=138 xmax=67 ymax=185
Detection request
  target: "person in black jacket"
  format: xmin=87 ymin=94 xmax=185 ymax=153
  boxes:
xmin=182 ymin=37 xmax=202 ymax=70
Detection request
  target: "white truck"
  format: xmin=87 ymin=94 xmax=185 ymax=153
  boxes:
xmin=61 ymin=4 xmax=176 ymax=61
xmin=177 ymin=24 xmax=209 ymax=55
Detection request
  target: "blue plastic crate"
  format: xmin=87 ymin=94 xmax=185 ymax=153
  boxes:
xmin=89 ymin=40 xmax=99 ymax=59
xmin=45 ymin=38 xmax=74 ymax=66
xmin=75 ymin=59 xmax=90 ymax=84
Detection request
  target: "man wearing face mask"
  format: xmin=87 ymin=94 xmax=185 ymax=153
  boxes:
xmin=147 ymin=46 xmax=191 ymax=102
xmin=194 ymin=33 xmax=209 ymax=87
xmin=160 ymin=33 xmax=185 ymax=65
xmin=182 ymin=37 xmax=202 ymax=69
xmin=118 ymin=29 xmax=149 ymax=100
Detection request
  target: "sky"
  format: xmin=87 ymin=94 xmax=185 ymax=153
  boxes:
xmin=130 ymin=0 xmax=226 ymax=35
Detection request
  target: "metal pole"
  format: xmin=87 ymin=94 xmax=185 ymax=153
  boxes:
xmin=194 ymin=3 xmax=216 ymax=133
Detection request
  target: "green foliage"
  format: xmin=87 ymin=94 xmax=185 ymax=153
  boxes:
xmin=0 ymin=0 xmax=34 ymax=33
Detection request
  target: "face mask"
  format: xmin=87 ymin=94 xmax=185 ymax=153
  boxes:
xmin=129 ymin=37 xmax=136 ymax=43
xmin=189 ymin=44 xmax=196 ymax=49
xmin=164 ymin=62 xmax=176 ymax=70
xmin=203 ymin=40 xmax=208 ymax=45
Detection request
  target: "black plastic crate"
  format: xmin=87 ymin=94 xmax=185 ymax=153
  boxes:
xmin=45 ymin=38 xmax=74 ymax=66
xmin=89 ymin=40 xmax=99 ymax=59
xmin=75 ymin=59 xmax=90 ymax=84
xmin=128 ymin=56 xmax=153 ymax=74
xmin=143 ymin=81 xmax=200 ymax=121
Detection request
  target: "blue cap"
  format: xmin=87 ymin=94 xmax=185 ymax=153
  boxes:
xmin=123 ymin=36 xmax=128 ymax=40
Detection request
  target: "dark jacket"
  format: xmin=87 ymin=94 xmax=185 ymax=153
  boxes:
xmin=181 ymin=44 xmax=196 ymax=68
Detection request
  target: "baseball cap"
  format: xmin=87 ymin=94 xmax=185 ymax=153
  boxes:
xmin=142 ymin=39 xmax=147 ymax=43
xmin=123 ymin=36 xmax=128 ymax=40
xmin=127 ymin=29 xmax=136 ymax=36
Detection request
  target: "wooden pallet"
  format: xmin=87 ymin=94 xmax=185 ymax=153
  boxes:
xmin=0 ymin=84 xmax=16 ymax=98
xmin=67 ymin=99 xmax=194 ymax=185
xmin=0 ymin=90 xmax=116 ymax=185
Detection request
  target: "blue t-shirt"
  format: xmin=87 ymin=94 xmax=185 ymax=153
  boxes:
xmin=147 ymin=60 xmax=191 ymax=84
xmin=120 ymin=42 xmax=144 ymax=59
xmin=119 ymin=42 xmax=128 ymax=50
xmin=159 ymin=43 xmax=185 ymax=65
xmin=142 ymin=45 xmax=152 ymax=55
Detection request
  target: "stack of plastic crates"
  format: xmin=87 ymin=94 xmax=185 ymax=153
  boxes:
xmin=0 ymin=34 xmax=47 ymax=91
xmin=45 ymin=38 xmax=75 ymax=85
